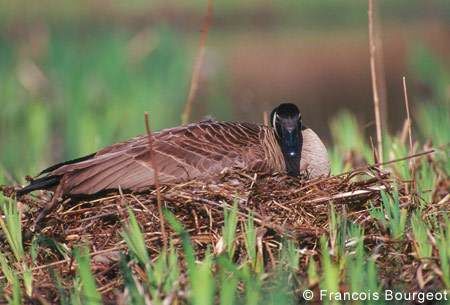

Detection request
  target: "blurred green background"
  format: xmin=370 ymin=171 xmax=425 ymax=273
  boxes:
xmin=0 ymin=0 xmax=449 ymax=180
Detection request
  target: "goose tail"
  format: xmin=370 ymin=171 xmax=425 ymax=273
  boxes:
xmin=17 ymin=175 xmax=61 ymax=196
xmin=17 ymin=152 xmax=96 ymax=196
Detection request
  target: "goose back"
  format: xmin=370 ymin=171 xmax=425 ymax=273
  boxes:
xmin=47 ymin=121 xmax=286 ymax=195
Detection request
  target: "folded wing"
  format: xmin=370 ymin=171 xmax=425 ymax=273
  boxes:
xmin=39 ymin=121 xmax=267 ymax=195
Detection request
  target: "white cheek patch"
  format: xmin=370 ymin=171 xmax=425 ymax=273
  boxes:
xmin=273 ymin=113 xmax=280 ymax=137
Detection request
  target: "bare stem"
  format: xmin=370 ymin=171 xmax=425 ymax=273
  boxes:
xmin=181 ymin=0 xmax=213 ymax=125
xmin=144 ymin=112 xmax=167 ymax=249
xmin=402 ymin=76 xmax=416 ymax=197
xmin=368 ymin=0 xmax=384 ymax=165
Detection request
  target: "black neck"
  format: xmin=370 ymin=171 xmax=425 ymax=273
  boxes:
xmin=280 ymin=130 xmax=303 ymax=176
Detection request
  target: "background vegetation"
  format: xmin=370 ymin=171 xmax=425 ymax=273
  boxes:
xmin=1 ymin=0 xmax=449 ymax=178
xmin=0 ymin=0 xmax=449 ymax=304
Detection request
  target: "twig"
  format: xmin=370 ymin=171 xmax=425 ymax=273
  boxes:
xmin=181 ymin=0 xmax=213 ymax=125
xmin=300 ymin=185 xmax=387 ymax=205
xmin=436 ymin=194 xmax=450 ymax=206
xmin=300 ymin=149 xmax=435 ymax=196
xmin=368 ymin=0 xmax=384 ymax=165
xmin=144 ymin=112 xmax=167 ymax=249
xmin=364 ymin=149 xmax=433 ymax=171
xmin=318 ymin=150 xmax=434 ymax=185
xmin=79 ymin=212 xmax=117 ymax=223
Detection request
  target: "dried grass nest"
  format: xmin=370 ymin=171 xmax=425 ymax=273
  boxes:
xmin=11 ymin=168 xmax=394 ymax=250
xmin=1 ymin=164 xmax=449 ymax=301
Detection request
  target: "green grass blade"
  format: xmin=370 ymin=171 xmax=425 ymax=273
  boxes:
xmin=73 ymin=247 xmax=102 ymax=305
xmin=120 ymin=209 xmax=150 ymax=266
xmin=411 ymin=212 xmax=432 ymax=259
xmin=0 ymin=197 xmax=24 ymax=262
xmin=191 ymin=252 xmax=215 ymax=305
xmin=0 ymin=251 xmax=14 ymax=285
xmin=164 ymin=209 xmax=195 ymax=272
xmin=319 ymin=236 xmax=339 ymax=303
xmin=223 ymin=201 xmax=238 ymax=258
xmin=119 ymin=254 xmax=146 ymax=305
xmin=7 ymin=274 xmax=21 ymax=305
xmin=49 ymin=268 xmax=70 ymax=305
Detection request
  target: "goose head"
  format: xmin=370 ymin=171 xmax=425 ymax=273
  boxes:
xmin=270 ymin=103 xmax=303 ymax=176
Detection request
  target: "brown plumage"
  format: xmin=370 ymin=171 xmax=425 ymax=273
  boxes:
xmin=20 ymin=119 xmax=329 ymax=197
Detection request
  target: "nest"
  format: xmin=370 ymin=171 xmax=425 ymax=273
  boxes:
xmin=1 ymin=164 xmax=449 ymax=303
xmin=19 ymin=169 xmax=389 ymax=248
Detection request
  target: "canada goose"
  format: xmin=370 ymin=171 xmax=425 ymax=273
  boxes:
xmin=19 ymin=103 xmax=329 ymax=198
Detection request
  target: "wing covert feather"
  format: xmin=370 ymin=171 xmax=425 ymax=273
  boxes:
xmin=50 ymin=121 xmax=266 ymax=195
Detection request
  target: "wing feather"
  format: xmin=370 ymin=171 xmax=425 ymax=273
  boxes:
xmin=45 ymin=121 xmax=266 ymax=195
